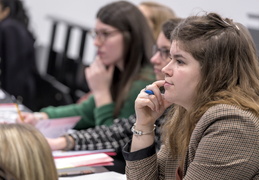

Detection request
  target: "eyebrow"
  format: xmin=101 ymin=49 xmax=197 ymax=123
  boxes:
xmin=160 ymin=46 xmax=170 ymax=49
xmin=172 ymin=54 xmax=185 ymax=59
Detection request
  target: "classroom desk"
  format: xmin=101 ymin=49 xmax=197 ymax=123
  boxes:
xmin=0 ymin=89 xmax=127 ymax=176
xmin=0 ymin=88 xmax=31 ymax=112
xmin=0 ymin=88 xmax=113 ymax=177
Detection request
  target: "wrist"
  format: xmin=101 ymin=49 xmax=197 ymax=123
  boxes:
xmin=131 ymin=123 xmax=156 ymax=136
xmin=61 ymin=135 xmax=75 ymax=151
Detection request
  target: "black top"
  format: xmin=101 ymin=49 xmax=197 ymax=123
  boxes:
xmin=0 ymin=18 xmax=38 ymax=109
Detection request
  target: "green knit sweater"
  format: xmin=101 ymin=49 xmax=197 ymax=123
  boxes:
xmin=40 ymin=65 xmax=155 ymax=130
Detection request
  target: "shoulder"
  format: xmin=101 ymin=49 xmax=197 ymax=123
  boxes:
xmin=0 ymin=18 xmax=21 ymax=30
xmin=196 ymin=104 xmax=259 ymax=133
xmin=0 ymin=18 xmax=30 ymax=37
xmin=202 ymin=104 xmax=258 ymax=121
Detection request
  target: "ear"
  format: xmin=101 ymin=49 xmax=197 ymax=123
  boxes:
xmin=2 ymin=7 xmax=10 ymax=19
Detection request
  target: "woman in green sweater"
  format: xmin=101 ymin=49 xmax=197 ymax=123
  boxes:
xmin=19 ymin=1 xmax=155 ymax=130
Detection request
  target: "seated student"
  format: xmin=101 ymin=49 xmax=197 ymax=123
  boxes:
xmin=0 ymin=0 xmax=38 ymax=110
xmin=76 ymin=1 xmax=177 ymax=104
xmin=138 ymin=1 xmax=176 ymax=39
xmin=0 ymin=123 xmax=58 ymax=180
xmin=18 ymin=1 xmax=155 ymax=130
xmin=48 ymin=18 xmax=183 ymax=152
xmin=123 ymin=13 xmax=259 ymax=179
xmin=47 ymin=18 xmax=182 ymax=175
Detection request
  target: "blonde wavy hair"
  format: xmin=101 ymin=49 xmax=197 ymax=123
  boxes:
xmin=139 ymin=1 xmax=176 ymax=39
xmin=0 ymin=123 xmax=58 ymax=180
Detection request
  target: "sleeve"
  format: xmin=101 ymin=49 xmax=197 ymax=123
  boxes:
xmin=67 ymin=112 xmax=165 ymax=152
xmin=184 ymin=107 xmax=259 ymax=180
xmin=122 ymin=142 xmax=159 ymax=180
xmin=77 ymin=78 xmax=154 ymax=128
xmin=41 ymin=96 xmax=96 ymax=130
xmin=41 ymin=74 xmax=154 ymax=130
xmin=69 ymin=115 xmax=137 ymax=151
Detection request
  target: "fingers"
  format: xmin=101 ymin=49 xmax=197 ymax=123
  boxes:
xmin=16 ymin=112 xmax=37 ymax=125
xmin=136 ymin=94 xmax=157 ymax=112
xmin=144 ymin=80 xmax=165 ymax=107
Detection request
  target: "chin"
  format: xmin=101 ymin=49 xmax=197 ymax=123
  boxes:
xmin=163 ymin=91 xmax=173 ymax=101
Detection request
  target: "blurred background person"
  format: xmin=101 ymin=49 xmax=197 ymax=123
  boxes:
xmin=138 ymin=1 xmax=177 ymax=40
xmin=47 ymin=17 xmax=182 ymax=174
xmin=19 ymin=1 xmax=155 ymax=132
xmin=0 ymin=123 xmax=58 ymax=180
xmin=0 ymin=0 xmax=38 ymax=110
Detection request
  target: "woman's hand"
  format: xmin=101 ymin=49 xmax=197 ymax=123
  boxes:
xmin=135 ymin=80 xmax=172 ymax=127
xmin=16 ymin=112 xmax=48 ymax=126
xmin=85 ymin=56 xmax=114 ymax=95
xmin=131 ymin=80 xmax=172 ymax=152
xmin=47 ymin=137 xmax=66 ymax=150
xmin=85 ymin=56 xmax=114 ymax=107
xmin=47 ymin=136 xmax=75 ymax=151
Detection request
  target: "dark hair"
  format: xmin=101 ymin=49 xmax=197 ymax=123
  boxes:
xmin=0 ymin=0 xmax=29 ymax=28
xmin=97 ymin=1 xmax=155 ymax=116
xmin=161 ymin=18 xmax=183 ymax=40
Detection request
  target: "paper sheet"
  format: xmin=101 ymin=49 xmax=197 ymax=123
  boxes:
xmin=53 ymin=149 xmax=116 ymax=158
xmin=58 ymin=171 xmax=126 ymax=180
xmin=55 ymin=153 xmax=114 ymax=169
xmin=0 ymin=103 xmax=23 ymax=123
xmin=36 ymin=116 xmax=81 ymax=138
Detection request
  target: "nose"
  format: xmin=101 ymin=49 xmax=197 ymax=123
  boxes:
xmin=93 ymin=37 xmax=103 ymax=47
xmin=150 ymin=52 xmax=161 ymax=64
xmin=162 ymin=60 xmax=173 ymax=76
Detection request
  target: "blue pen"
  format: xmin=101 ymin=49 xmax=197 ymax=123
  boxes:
xmin=144 ymin=89 xmax=154 ymax=95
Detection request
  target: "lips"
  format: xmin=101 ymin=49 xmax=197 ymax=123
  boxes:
xmin=97 ymin=51 xmax=104 ymax=56
xmin=164 ymin=80 xmax=174 ymax=86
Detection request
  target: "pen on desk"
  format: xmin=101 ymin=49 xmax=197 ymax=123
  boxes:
xmin=15 ymin=103 xmax=24 ymax=122
xmin=11 ymin=95 xmax=24 ymax=122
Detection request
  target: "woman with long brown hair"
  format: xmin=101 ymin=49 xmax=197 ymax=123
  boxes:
xmin=123 ymin=12 xmax=259 ymax=179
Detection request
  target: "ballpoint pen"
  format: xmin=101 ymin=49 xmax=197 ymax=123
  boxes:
xmin=144 ymin=89 xmax=154 ymax=95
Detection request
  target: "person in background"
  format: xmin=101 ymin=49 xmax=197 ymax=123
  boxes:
xmin=75 ymin=0 xmax=177 ymax=105
xmin=19 ymin=1 xmax=155 ymax=130
xmin=48 ymin=18 xmax=182 ymax=152
xmin=123 ymin=13 xmax=259 ymax=179
xmin=47 ymin=18 xmax=182 ymax=174
xmin=0 ymin=0 xmax=38 ymax=110
xmin=138 ymin=1 xmax=176 ymax=39
xmin=0 ymin=123 xmax=58 ymax=180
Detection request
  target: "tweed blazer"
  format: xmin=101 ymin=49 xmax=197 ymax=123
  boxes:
xmin=124 ymin=104 xmax=259 ymax=180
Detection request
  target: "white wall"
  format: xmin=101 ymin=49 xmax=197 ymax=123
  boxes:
xmin=23 ymin=0 xmax=259 ymax=64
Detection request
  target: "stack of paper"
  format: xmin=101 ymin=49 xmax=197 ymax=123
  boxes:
xmin=0 ymin=103 xmax=20 ymax=123
xmin=59 ymin=171 xmax=126 ymax=180
xmin=53 ymin=149 xmax=116 ymax=158
xmin=54 ymin=153 xmax=114 ymax=169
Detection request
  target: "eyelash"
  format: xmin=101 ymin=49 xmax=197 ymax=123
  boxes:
xmin=176 ymin=59 xmax=184 ymax=64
